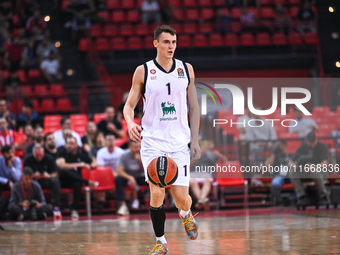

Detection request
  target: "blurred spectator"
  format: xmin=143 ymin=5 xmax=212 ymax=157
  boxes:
xmin=40 ymin=51 xmax=63 ymax=84
xmin=0 ymin=145 xmax=22 ymax=191
xmin=44 ymin=133 xmax=58 ymax=160
xmin=89 ymin=131 xmax=105 ymax=163
xmin=141 ymin=0 xmax=162 ymax=24
xmin=289 ymin=107 xmax=318 ymax=139
xmin=242 ymin=0 xmax=260 ymax=8
xmin=36 ymin=37 xmax=60 ymax=63
xmin=240 ymin=7 xmax=256 ymax=28
xmin=53 ymin=116 xmax=82 ymax=148
xmin=289 ymin=132 xmax=330 ymax=206
xmin=190 ymin=139 xmax=227 ymax=210
xmin=26 ymin=9 xmax=46 ymax=35
xmin=56 ymin=136 xmax=97 ymax=218
xmin=265 ymin=139 xmax=291 ymax=205
xmin=0 ymin=1 xmax=12 ymax=32
xmin=296 ymin=1 xmax=316 ymax=37
xmin=0 ymin=99 xmax=16 ymax=130
xmin=237 ymin=110 xmax=254 ymax=141
xmin=8 ymin=166 xmax=53 ymax=221
xmin=246 ymin=114 xmax=277 ymax=166
xmin=5 ymin=71 xmax=21 ymax=89
xmin=16 ymin=124 xmax=34 ymax=153
xmin=0 ymin=117 xmax=18 ymax=148
xmin=25 ymin=126 xmax=44 ymax=155
xmin=24 ymin=40 xmax=38 ymax=69
xmin=65 ymin=0 xmax=94 ymax=40
xmin=215 ymin=8 xmax=232 ymax=34
xmin=17 ymin=0 xmax=39 ymax=22
xmin=116 ymin=92 xmax=143 ymax=122
xmin=96 ymin=134 xmax=124 ymax=209
xmin=116 ymin=141 xmax=146 ymax=215
xmin=225 ymin=0 xmax=242 ymax=8
xmin=330 ymin=127 xmax=340 ymax=149
xmin=275 ymin=4 xmax=291 ymax=34
xmin=97 ymin=106 xmax=125 ymax=138
xmin=4 ymin=37 xmax=26 ymax=72
xmin=16 ymin=100 xmax=40 ymax=129
xmin=24 ymin=144 xmax=61 ymax=217
xmin=82 ymin=121 xmax=97 ymax=155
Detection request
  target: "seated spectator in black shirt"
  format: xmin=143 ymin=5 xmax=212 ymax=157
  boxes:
xmin=289 ymin=132 xmax=330 ymax=206
xmin=26 ymin=126 xmax=44 ymax=155
xmin=56 ymin=137 xmax=98 ymax=218
xmin=82 ymin=121 xmax=97 ymax=155
xmin=8 ymin=167 xmax=53 ymax=221
xmin=17 ymin=100 xmax=40 ymax=130
xmin=89 ymin=131 xmax=105 ymax=165
xmin=24 ymin=144 xmax=61 ymax=217
xmin=296 ymin=1 xmax=316 ymax=37
xmin=97 ymin=106 xmax=125 ymax=138
xmin=44 ymin=133 xmax=58 ymax=160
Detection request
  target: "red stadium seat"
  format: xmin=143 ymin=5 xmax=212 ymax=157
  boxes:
xmin=172 ymin=8 xmax=184 ymax=20
xmin=201 ymin=8 xmax=215 ymax=20
xmin=61 ymin=0 xmax=71 ymax=10
xmin=179 ymin=34 xmax=191 ymax=48
xmin=248 ymin=7 xmax=259 ymax=17
xmin=135 ymin=24 xmax=149 ymax=35
xmin=127 ymin=10 xmax=140 ymax=23
xmin=229 ymin=21 xmax=242 ymax=33
xmin=288 ymin=0 xmax=301 ymax=5
xmin=209 ymin=34 xmax=224 ymax=47
xmin=41 ymin=99 xmax=55 ymax=112
xmin=88 ymin=166 xmax=116 ymax=191
xmin=261 ymin=7 xmax=276 ymax=19
xmin=121 ymin=0 xmax=135 ymax=9
xmin=199 ymin=22 xmax=213 ymax=34
xmin=111 ymin=37 xmax=126 ymax=50
xmin=240 ymin=33 xmax=255 ymax=46
xmin=231 ymin=8 xmax=242 ymax=19
xmin=290 ymin=6 xmax=299 ymax=17
xmin=183 ymin=0 xmax=196 ymax=7
xmin=111 ymin=10 xmax=125 ymax=23
xmin=128 ymin=36 xmax=142 ymax=49
xmin=186 ymin=9 xmax=200 ymax=20
xmin=198 ymin=0 xmax=212 ymax=6
xmin=312 ymin=106 xmax=330 ymax=117
xmin=31 ymin=99 xmax=39 ymax=111
xmin=27 ymin=69 xmax=42 ymax=81
xmin=272 ymin=32 xmax=287 ymax=45
xmin=70 ymin=114 xmax=88 ymax=123
xmin=78 ymin=38 xmax=91 ymax=51
xmin=106 ymin=0 xmax=120 ymax=9
xmin=213 ymin=0 xmax=225 ymax=6
xmin=288 ymin=31 xmax=303 ymax=45
xmin=50 ymin=83 xmax=66 ymax=97
xmin=183 ymin=22 xmax=197 ymax=34
xmin=120 ymin=24 xmax=134 ymax=36
xmin=144 ymin=35 xmax=155 ymax=49
xmin=259 ymin=0 xmax=272 ymax=5
xmin=304 ymin=32 xmax=318 ymax=45
xmin=104 ymin=24 xmax=119 ymax=37
xmin=93 ymin=113 xmax=106 ymax=124
xmin=16 ymin=69 xmax=27 ymax=83
xmin=20 ymin=85 xmax=33 ymax=97
xmin=34 ymin=84 xmax=49 ymax=97
xmin=168 ymin=0 xmax=181 ymax=7
xmin=171 ymin=23 xmax=182 ymax=34
xmin=193 ymin=34 xmax=207 ymax=47
xmin=89 ymin=25 xmax=102 ymax=37
xmin=97 ymin=10 xmax=110 ymax=22
xmin=1 ymin=70 xmax=10 ymax=80
xmin=225 ymin=34 xmax=239 ymax=46
xmin=56 ymin=98 xmax=73 ymax=112
xmin=256 ymin=33 xmax=271 ymax=45
xmin=95 ymin=37 xmax=110 ymax=51
xmin=274 ymin=0 xmax=286 ymax=4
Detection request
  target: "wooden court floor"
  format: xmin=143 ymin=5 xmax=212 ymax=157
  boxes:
xmin=1 ymin=208 xmax=340 ymax=255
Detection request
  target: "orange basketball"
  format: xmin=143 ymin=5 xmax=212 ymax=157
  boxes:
xmin=147 ymin=156 xmax=178 ymax=188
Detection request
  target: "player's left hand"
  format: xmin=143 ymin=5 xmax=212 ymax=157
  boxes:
xmin=191 ymin=141 xmax=201 ymax=160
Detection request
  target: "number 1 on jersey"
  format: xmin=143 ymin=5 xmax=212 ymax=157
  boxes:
xmin=166 ymin=83 xmax=171 ymax=95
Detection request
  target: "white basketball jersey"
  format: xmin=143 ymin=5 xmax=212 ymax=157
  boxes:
xmin=141 ymin=58 xmax=191 ymax=152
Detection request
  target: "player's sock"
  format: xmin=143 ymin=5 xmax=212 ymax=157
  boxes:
xmin=150 ymin=205 xmax=166 ymax=238
xmin=180 ymin=209 xmax=190 ymax=218
xmin=156 ymin=235 xmax=167 ymax=244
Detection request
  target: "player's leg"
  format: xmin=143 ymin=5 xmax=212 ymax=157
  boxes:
xmin=149 ymin=183 xmax=169 ymax=255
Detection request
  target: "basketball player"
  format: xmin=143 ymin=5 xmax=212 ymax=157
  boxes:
xmin=124 ymin=25 xmax=201 ymax=255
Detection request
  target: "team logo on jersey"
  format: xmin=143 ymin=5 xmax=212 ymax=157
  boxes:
xmin=177 ymin=68 xmax=185 ymax=77
xmin=150 ymin=69 xmax=156 ymax=74
xmin=161 ymin=101 xmax=176 ymax=116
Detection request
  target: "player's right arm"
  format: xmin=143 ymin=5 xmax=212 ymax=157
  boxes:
xmin=124 ymin=65 xmax=144 ymax=142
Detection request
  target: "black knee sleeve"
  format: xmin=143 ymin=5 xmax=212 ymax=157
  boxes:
xmin=150 ymin=204 xmax=166 ymax=237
